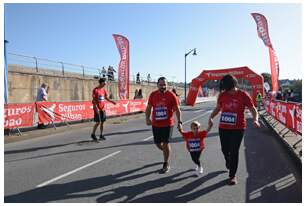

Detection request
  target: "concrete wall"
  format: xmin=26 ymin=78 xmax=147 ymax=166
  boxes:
xmin=7 ymin=65 xmax=184 ymax=103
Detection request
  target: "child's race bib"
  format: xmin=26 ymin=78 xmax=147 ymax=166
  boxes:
xmin=220 ymin=112 xmax=237 ymax=125
xmin=188 ymin=138 xmax=201 ymax=152
xmin=155 ymin=106 xmax=168 ymax=120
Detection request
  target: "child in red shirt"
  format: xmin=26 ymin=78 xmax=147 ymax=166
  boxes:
xmin=178 ymin=121 xmax=212 ymax=174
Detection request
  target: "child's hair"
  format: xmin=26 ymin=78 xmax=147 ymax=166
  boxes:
xmin=191 ymin=121 xmax=201 ymax=128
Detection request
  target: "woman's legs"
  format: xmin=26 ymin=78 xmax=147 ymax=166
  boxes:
xmin=219 ymin=128 xmax=231 ymax=169
xmin=228 ymin=130 xmax=244 ymax=178
xmin=219 ymin=128 xmax=244 ymax=178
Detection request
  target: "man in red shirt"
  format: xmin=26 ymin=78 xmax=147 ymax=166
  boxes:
xmin=146 ymin=77 xmax=182 ymax=173
xmin=91 ymin=78 xmax=116 ymax=141
xmin=208 ymin=74 xmax=260 ymax=185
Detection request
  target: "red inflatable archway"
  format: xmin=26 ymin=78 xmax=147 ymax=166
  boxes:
xmin=186 ymin=66 xmax=264 ymax=106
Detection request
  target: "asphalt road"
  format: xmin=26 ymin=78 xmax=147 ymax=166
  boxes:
xmin=4 ymin=101 xmax=302 ymax=203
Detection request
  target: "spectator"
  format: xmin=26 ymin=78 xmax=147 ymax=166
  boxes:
xmin=136 ymin=72 xmax=141 ymax=84
xmin=36 ymin=83 xmax=49 ymax=102
xmin=133 ymin=89 xmax=139 ymax=100
xmin=135 ymin=89 xmax=143 ymax=99
xmin=172 ymin=88 xmax=180 ymax=105
xmin=147 ymin=73 xmax=151 ymax=84
xmin=107 ymin=66 xmax=116 ymax=81
xmin=36 ymin=83 xmax=49 ymax=129
xmin=101 ymin=66 xmax=107 ymax=78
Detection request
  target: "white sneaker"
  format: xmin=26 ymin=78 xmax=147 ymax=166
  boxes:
xmin=195 ymin=165 xmax=199 ymax=171
xmin=198 ymin=166 xmax=204 ymax=174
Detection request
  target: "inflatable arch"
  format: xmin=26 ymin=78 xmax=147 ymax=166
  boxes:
xmin=186 ymin=66 xmax=264 ymax=106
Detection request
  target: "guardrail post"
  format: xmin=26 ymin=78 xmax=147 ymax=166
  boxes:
xmin=60 ymin=62 xmax=64 ymax=76
xmin=82 ymin=65 xmax=85 ymax=77
xmin=33 ymin=57 xmax=38 ymax=72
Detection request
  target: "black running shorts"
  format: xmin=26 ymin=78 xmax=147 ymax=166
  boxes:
xmin=152 ymin=126 xmax=173 ymax=144
xmin=94 ymin=110 xmax=106 ymax=122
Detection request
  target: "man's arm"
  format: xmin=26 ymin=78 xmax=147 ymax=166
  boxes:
xmin=174 ymin=104 xmax=183 ymax=131
xmin=145 ymin=104 xmax=152 ymax=125
xmin=105 ymin=95 xmax=116 ymax=105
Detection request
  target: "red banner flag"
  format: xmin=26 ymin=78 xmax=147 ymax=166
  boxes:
xmin=269 ymin=47 xmax=280 ymax=93
xmin=251 ymin=13 xmax=273 ymax=48
xmin=252 ymin=13 xmax=279 ymax=93
xmin=113 ymin=34 xmax=130 ymax=99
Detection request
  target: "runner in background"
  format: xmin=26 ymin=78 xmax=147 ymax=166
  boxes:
xmin=208 ymin=74 xmax=260 ymax=185
xmin=146 ymin=77 xmax=182 ymax=173
xmin=91 ymin=78 xmax=116 ymax=142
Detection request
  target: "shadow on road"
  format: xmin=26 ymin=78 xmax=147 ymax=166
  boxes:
xmin=104 ymin=129 xmax=152 ymax=137
xmin=4 ymin=142 xmax=77 ymax=155
xmin=243 ymin=118 xmax=302 ymax=203
xmin=5 ymin=162 xmax=162 ymax=203
xmin=5 ymin=162 xmax=226 ymax=203
xmin=129 ymin=170 xmax=228 ymax=203
xmin=5 ymin=135 xmax=186 ymax=163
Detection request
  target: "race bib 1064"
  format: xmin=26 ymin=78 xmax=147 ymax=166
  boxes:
xmin=155 ymin=106 xmax=168 ymax=120
xmin=220 ymin=112 xmax=237 ymax=125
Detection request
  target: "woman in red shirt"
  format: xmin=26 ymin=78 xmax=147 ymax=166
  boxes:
xmin=208 ymin=74 xmax=260 ymax=185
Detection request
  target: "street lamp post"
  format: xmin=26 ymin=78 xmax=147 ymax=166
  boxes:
xmin=184 ymin=48 xmax=197 ymax=103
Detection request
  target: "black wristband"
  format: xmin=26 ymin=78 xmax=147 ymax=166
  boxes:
xmin=178 ymin=121 xmax=183 ymax=124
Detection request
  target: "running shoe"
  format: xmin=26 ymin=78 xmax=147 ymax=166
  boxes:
xmin=228 ymin=176 xmax=237 ymax=185
xmin=198 ymin=166 xmax=204 ymax=174
xmin=160 ymin=162 xmax=170 ymax=173
xmin=91 ymin=134 xmax=98 ymax=141
xmin=195 ymin=165 xmax=199 ymax=171
xmin=99 ymin=135 xmax=106 ymax=141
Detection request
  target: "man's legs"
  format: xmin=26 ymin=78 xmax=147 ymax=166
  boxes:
xmin=99 ymin=122 xmax=106 ymax=140
xmin=91 ymin=122 xmax=99 ymax=141
xmin=162 ymin=143 xmax=171 ymax=163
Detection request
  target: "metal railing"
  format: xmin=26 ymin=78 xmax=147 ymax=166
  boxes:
xmin=7 ymin=52 xmax=183 ymax=87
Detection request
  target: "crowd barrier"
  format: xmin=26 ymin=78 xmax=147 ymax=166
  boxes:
xmin=4 ymin=100 xmax=147 ymax=130
xmin=264 ymin=99 xmax=302 ymax=135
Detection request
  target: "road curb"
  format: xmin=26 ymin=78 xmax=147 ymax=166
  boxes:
xmin=259 ymin=111 xmax=302 ymax=168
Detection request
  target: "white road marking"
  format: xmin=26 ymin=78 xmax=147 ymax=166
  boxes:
xmin=143 ymin=110 xmax=212 ymax=141
xmin=36 ymin=150 xmax=121 ymax=188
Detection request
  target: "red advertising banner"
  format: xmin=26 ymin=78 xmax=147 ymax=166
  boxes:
xmin=113 ymin=34 xmax=130 ymax=100
xmin=268 ymin=47 xmax=280 ymax=93
xmin=4 ymin=103 xmax=35 ymax=129
xmin=296 ymin=104 xmax=302 ymax=134
xmin=36 ymin=101 xmax=94 ymax=124
xmin=251 ymin=13 xmax=273 ymax=48
xmin=265 ymin=100 xmax=302 ymax=135
xmin=286 ymin=102 xmax=296 ymax=133
xmin=36 ymin=100 xmax=147 ymax=125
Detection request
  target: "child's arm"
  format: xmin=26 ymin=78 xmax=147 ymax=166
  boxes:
xmin=206 ymin=123 xmax=212 ymax=133
xmin=177 ymin=124 xmax=186 ymax=135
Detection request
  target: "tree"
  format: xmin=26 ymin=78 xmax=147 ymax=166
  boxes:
xmin=261 ymin=73 xmax=272 ymax=86
xmin=290 ymin=79 xmax=302 ymax=94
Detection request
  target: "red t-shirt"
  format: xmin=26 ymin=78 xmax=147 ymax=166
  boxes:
xmin=92 ymin=87 xmax=108 ymax=111
xmin=218 ymin=89 xmax=254 ymax=129
xmin=148 ymin=90 xmax=179 ymax=127
xmin=181 ymin=131 xmax=207 ymax=152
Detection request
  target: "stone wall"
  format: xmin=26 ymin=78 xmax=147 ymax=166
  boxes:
xmin=7 ymin=65 xmax=184 ymax=103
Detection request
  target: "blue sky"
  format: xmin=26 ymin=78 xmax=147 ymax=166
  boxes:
xmin=4 ymin=3 xmax=302 ymax=82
